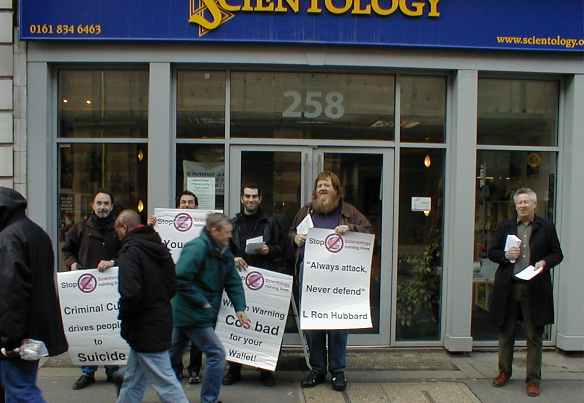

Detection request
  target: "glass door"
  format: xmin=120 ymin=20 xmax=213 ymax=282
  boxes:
xmin=229 ymin=146 xmax=394 ymax=346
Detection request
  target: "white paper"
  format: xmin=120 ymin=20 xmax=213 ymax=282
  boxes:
xmin=504 ymin=235 xmax=522 ymax=263
xmin=301 ymin=228 xmax=375 ymax=330
xmin=245 ymin=236 xmax=264 ymax=255
xmin=514 ymin=265 xmax=544 ymax=281
xmin=411 ymin=197 xmax=432 ymax=212
xmin=296 ymin=214 xmax=314 ymax=235
xmin=187 ymin=177 xmax=216 ymax=210
xmin=215 ymin=267 xmax=293 ymax=371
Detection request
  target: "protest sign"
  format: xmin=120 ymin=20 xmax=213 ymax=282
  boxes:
xmin=57 ymin=268 xmax=129 ymax=366
xmin=154 ymin=208 xmax=220 ymax=263
xmin=300 ymin=228 xmax=375 ymax=330
xmin=215 ymin=267 xmax=293 ymax=371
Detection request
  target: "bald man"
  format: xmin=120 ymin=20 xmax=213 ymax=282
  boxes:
xmin=113 ymin=210 xmax=188 ymax=403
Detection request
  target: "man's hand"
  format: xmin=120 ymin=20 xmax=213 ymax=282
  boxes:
xmin=258 ymin=244 xmax=270 ymax=256
xmin=535 ymin=260 xmax=546 ymax=271
xmin=147 ymin=215 xmax=156 ymax=226
xmin=505 ymin=246 xmax=520 ymax=261
xmin=97 ymin=260 xmax=115 ymax=272
xmin=236 ymin=311 xmax=249 ymax=323
xmin=0 ymin=347 xmax=19 ymax=359
xmin=70 ymin=262 xmax=79 ymax=271
xmin=334 ymin=225 xmax=350 ymax=235
xmin=234 ymin=257 xmax=248 ymax=271
xmin=294 ymin=233 xmax=306 ymax=247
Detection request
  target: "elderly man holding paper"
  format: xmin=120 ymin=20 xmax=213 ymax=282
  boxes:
xmin=290 ymin=171 xmax=371 ymax=392
xmin=488 ymin=187 xmax=563 ymax=397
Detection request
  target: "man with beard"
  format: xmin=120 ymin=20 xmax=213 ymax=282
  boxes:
xmin=223 ymin=184 xmax=285 ymax=387
xmin=62 ymin=190 xmax=121 ymax=390
xmin=0 ymin=187 xmax=68 ymax=402
xmin=113 ymin=210 xmax=189 ymax=403
xmin=289 ymin=171 xmax=371 ymax=392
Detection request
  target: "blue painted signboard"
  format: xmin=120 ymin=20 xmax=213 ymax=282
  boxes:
xmin=19 ymin=0 xmax=584 ymax=52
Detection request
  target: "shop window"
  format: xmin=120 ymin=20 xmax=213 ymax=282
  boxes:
xmin=472 ymin=151 xmax=556 ymax=340
xmin=400 ymin=76 xmax=446 ymax=143
xmin=396 ymin=149 xmax=445 ymax=341
xmin=57 ymin=144 xmax=148 ymax=270
xmin=177 ymin=71 xmax=226 ymax=138
xmin=176 ymin=144 xmax=225 ymax=210
xmin=58 ymin=69 xmax=148 ymax=138
xmin=230 ymin=72 xmax=394 ymax=140
xmin=478 ymin=79 xmax=558 ymax=146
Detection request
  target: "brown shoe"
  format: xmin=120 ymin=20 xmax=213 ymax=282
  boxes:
xmin=526 ymin=383 xmax=540 ymax=397
xmin=492 ymin=371 xmax=511 ymax=387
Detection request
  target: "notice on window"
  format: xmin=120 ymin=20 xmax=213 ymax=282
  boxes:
xmin=411 ymin=197 xmax=431 ymax=212
xmin=187 ymin=177 xmax=216 ymax=210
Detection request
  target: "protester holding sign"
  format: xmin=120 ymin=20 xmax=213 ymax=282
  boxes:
xmin=290 ymin=171 xmax=371 ymax=392
xmin=224 ymin=184 xmax=285 ymax=387
xmin=0 ymin=187 xmax=68 ymax=402
xmin=113 ymin=210 xmax=189 ymax=403
xmin=170 ymin=213 xmax=248 ymax=403
xmin=62 ymin=190 xmax=121 ymax=390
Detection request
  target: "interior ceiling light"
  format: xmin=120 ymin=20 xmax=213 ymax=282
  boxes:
xmin=137 ymin=200 xmax=144 ymax=213
xmin=424 ymin=154 xmax=431 ymax=168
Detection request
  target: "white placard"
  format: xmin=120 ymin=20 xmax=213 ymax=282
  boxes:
xmin=411 ymin=197 xmax=432 ymax=212
xmin=215 ymin=267 xmax=293 ymax=371
xmin=57 ymin=268 xmax=129 ymax=366
xmin=187 ymin=177 xmax=216 ymax=210
xmin=300 ymin=228 xmax=374 ymax=330
xmin=154 ymin=208 xmax=221 ymax=263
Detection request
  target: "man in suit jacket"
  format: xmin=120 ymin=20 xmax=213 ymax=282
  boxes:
xmin=488 ymin=187 xmax=563 ymax=397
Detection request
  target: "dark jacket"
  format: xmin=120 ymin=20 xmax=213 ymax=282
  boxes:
xmin=231 ymin=210 xmax=285 ymax=272
xmin=62 ymin=213 xmax=121 ymax=270
xmin=488 ymin=215 xmax=563 ymax=327
xmin=117 ymin=225 xmax=176 ymax=353
xmin=0 ymin=187 xmax=68 ymax=356
xmin=172 ymin=228 xmax=246 ymax=329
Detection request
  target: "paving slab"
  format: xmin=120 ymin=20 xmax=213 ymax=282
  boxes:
xmin=466 ymin=380 xmax=584 ymax=403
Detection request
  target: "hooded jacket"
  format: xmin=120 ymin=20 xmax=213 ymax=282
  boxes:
xmin=117 ymin=225 xmax=176 ymax=352
xmin=0 ymin=187 xmax=68 ymax=356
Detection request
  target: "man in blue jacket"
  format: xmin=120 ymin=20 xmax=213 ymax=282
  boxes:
xmin=170 ymin=213 xmax=248 ymax=403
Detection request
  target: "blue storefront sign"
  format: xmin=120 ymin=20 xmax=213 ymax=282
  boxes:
xmin=19 ymin=0 xmax=584 ymax=52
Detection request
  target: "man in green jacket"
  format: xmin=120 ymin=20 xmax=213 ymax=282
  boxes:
xmin=170 ymin=213 xmax=247 ymax=403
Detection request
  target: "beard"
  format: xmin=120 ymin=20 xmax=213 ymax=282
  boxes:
xmin=312 ymin=192 xmax=340 ymax=214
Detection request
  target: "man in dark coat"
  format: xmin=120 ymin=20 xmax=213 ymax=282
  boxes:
xmin=113 ymin=210 xmax=188 ymax=403
xmin=223 ymin=184 xmax=285 ymax=387
xmin=62 ymin=190 xmax=121 ymax=389
xmin=289 ymin=171 xmax=372 ymax=392
xmin=488 ymin=187 xmax=563 ymax=397
xmin=0 ymin=187 xmax=68 ymax=402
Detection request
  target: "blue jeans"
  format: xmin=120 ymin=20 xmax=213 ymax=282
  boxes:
xmin=81 ymin=365 xmax=119 ymax=378
xmin=305 ymin=330 xmax=348 ymax=375
xmin=0 ymin=359 xmax=45 ymax=403
xmin=116 ymin=349 xmax=189 ymax=403
xmin=170 ymin=326 xmax=225 ymax=403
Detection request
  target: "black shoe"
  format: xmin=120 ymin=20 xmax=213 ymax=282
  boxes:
xmin=223 ymin=370 xmax=242 ymax=385
xmin=301 ymin=370 xmax=325 ymax=388
xmin=188 ymin=373 xmax=201 ymax=384
xmin=72 ymin=374 xmax=95 ymax=390
xmin=331 ymin=372 xmax=347 ymax=391
xmin=260 ymin=371 xmax=275 ymax=387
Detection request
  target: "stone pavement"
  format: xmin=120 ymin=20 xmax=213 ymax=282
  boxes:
xmin=36 ymin=350 xmax=584 ymax=403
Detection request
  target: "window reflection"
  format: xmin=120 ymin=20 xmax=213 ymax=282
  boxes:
xmin=478 ymin=79 xmax=559 ymax=146
xmin=58 ymin=70 xmax=148 ymax=138
xmin=400 ymin=76 xmax=446 ymax=143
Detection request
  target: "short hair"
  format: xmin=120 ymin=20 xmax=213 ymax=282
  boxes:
xmin=116 ymin=209 xmax=141 ymax=230
xmin=177 ymin=191 xmax=198 ymax=207
xmin=312 ymin=171 xmax=343 ymax=199
xmin=93 ymin=190 xmax=114 ymax=205
xmin=513 ymin=187 xmax=537 ymax=204
xmin=241 ymin=183 xmax=262 ymax=197
xmin=206 ymin=213 xmax=231 ymax=231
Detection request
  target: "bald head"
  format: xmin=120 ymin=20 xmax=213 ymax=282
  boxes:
xmin=114 ymin=209 xmax=141 ymax=239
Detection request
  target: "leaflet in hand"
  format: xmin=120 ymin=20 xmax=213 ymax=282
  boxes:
xmin=504 ymin=235 xmax=522 ymax=263
xmin=296 ymin=214 xmax=314 ymax=236
xmin=245 ymin=236 xmax=264 ymax=255
xmin=514 ymin=265 xmax=543 ymax=281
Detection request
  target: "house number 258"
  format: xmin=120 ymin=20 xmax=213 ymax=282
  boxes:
xmin=282 ymin=90 xmax=345 ymax=120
